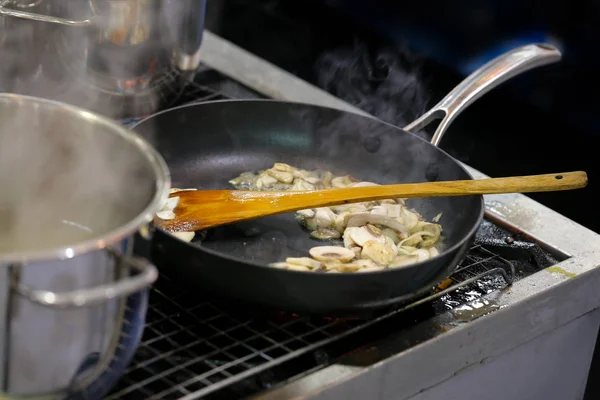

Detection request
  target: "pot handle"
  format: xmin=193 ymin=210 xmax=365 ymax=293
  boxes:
xmin=0 ymin=0 xmax=93 ymax=26
xmin=12 ymin=249 xmax=158 ymax=308
xmin=403 ymin=43 xmax=562 ymax=147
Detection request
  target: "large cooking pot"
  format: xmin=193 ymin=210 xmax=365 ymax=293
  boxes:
xmin=0 ymin=94 xmax=170 ymax=398
xmin=0 ymin=0 xmax=207 ymax=119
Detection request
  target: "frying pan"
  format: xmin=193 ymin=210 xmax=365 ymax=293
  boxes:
xmin=134 ymin=44 xmax=561 ymax=316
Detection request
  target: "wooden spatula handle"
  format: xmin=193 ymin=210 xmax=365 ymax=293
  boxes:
xmin=162 ymin=171 xmax=587 ymax=232
xmin=309 ymin=171 xmax=587 ymax=205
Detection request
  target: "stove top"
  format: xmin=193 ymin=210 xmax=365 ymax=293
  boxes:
xmin=105 ymin=65 xmax=566 ymax=400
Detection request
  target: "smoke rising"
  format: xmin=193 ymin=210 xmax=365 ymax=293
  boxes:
xmin=315 ymin=39 xmax=431 ymax=137
xmin=0 ymin=3 xmax=166 ymax=255
xmin=0 ymin=96 xmax=158 ymax=255
xmin=0 ymin=0 xmax=175 ymax=120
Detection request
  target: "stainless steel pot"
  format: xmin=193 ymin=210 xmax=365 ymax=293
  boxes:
xmin=0 ymin=94 xmax=170 ymax=398
xmin=0 ymin=0 xmax=207 ymax=119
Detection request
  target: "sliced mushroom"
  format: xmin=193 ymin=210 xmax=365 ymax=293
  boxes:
xmin=169 ymin=188 xmax=197 ymax=194
xmin=229 ymin=164 xmax=446 ymax=274
xmin=357 ymin=265 xmax=386 ymax=273
xmin=350 ymin=259 xmax=380 ymax=269
xmin=398 ymin=208 xmax=420 ymax=229
xmin=156 ymin=210 xmax=176 ymax=220
xmin=228 ymin=172 xmax=257 ymax=187
xmin=349 ymin=246 xmax=362 ymax=257
xmin=403 ymin=222 xmax=441 ymax=247
xmin=413 ymin=249 xmax=431 ymax=262
xmin=399 ymin=233 xmax=423 ymax=247
xmin=419 ymin=222 xmax=442 ymax=247
xmin=389 ymin=254 xmax=420 ymax=268
xmin=321 ymin=171 xmax=334 ymax=188
xmin=348 ymin=225 xmax=385 ymax=247
xmin=267 ymin=168 xmax=294 ymax=183
xmin=361 ymin=238 xmax=397 ymax=265
xmin=296 ymin=209 xmax=315 ymax=218
xmin=330 ymin=205 xmax=349 ymax=213
xmin=347 ymin=205 xmax=369 ymax=214
xmin=350 ymin=181 xmax=379 ymax=188
xmin=370 ymin=206 xmax=388 ymax=216
xmin=304 ymin=176 xmax=320 ymax=185
xmin=290 ymin=178 xmax=315 ymax=191
xmin=171 ymin=231 xmax=195 ymax=242
xmin=380 ymin=203 xmax=402 ymax=218
xmin=397 ymin=245 xmax=418 ymax=255
xmin=162 ymin=196 xmax=180 ymax=212
xmin=293 ymin=169 xmax=312 ymax=179
xmin=305 ymin=207 xmax=336 ymax=230
xmin=331 ymin=175 xmax=357 ymax=188
xmin=326 ymin=262 xmax=362 ymax=273
xmin=346 ymin=213 xmax=408 ymax=236
xmin=286 ymin=257 xmax=323 ymax=269
xmin=382 ymin=228 xmax=400 ymax=244
xmin=273 ymin=162 xmax=295 ymax=172
xmin=428 ymin=247 xmax=440 ymax=258
xmin=311 ymin=228 xmax=342 ymax=240
xmin=287 ymin=264 xmax=312 ymax=272
xmin=331 ymin=176 xmax=347 ymax=188
xmin=309 ymin=246 xmax=355 ymax=262
xmin=343 ymin=228 xmax=357 ymax=248
xmin=256 ymin=173 xmax=278 ymax=189
xmin=334 ymin=211 xmax=350 ymax=233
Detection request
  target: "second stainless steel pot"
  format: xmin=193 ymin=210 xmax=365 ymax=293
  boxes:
xmin=0 ymin=0 xmax=207 ymax=119
xmin=0 ymin=94 xmax=170 ymax=398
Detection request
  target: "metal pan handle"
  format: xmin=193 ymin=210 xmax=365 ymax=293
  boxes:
xmin=0 ymin=0 xmax=93 ymax=26
xmin=12 ymin=249 xmax=158 ymax=308
xmin=403 ymin=43 xmax=562 ymax=147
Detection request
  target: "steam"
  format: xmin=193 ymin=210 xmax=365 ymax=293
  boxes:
xmin=0 ymin=3 xmax=165 ymax=255
xmin=315 ymin=39 xmax=430 ymax=137
xmin=0 ymin=97 xmax=158 ymax=254
xmin=0 ymin=1 xmax=171 ymax=120
xmin=310 ymin=40 xmax=460 ymax=189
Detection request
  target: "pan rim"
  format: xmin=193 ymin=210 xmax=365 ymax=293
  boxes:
xmin=132 ymin=99 xmax=485 ymax=275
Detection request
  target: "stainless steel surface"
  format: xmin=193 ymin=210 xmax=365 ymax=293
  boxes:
xmin=403 ymin=43 xmax=562 ymax=146
xmin=195 ymin=32 xmax=600 ymax=399
xmin=0 ymin=94 xmax=169 ymax=396
xmin=0 ymin=0 xmax=207 ymax=118
xmin=162 ymin=0 xmax=206 ymax=72
xmin=13 ymin=248 xmax=157 ymax=308
xmin=0 ymin=0 xmax=92 ymax=26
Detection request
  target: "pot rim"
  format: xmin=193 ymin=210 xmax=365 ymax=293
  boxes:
xmin=0 ymin=93 xmax=171 ymax=263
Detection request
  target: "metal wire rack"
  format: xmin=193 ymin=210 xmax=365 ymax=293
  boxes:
xmin=105 ymin=244 xmax=514 ymax=400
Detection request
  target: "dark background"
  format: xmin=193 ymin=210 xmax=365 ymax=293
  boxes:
xmin=208 ymin=1 xmax=599 ymax=398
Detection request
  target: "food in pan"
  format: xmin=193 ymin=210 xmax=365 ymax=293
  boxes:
xmin=156 ymin=162 xmax=443 ymax=273
xmin=228 ymin=163 xmax=443 ymax=273
xmin=155 ymin=188 xmax=198 ymax=242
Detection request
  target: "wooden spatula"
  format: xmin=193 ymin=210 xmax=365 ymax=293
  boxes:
xmin=156 ymin=171 xmax=587 ymax=232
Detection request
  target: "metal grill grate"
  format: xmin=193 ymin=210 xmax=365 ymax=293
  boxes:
xmin=105 ymin=244 xmax=514 ymax=400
